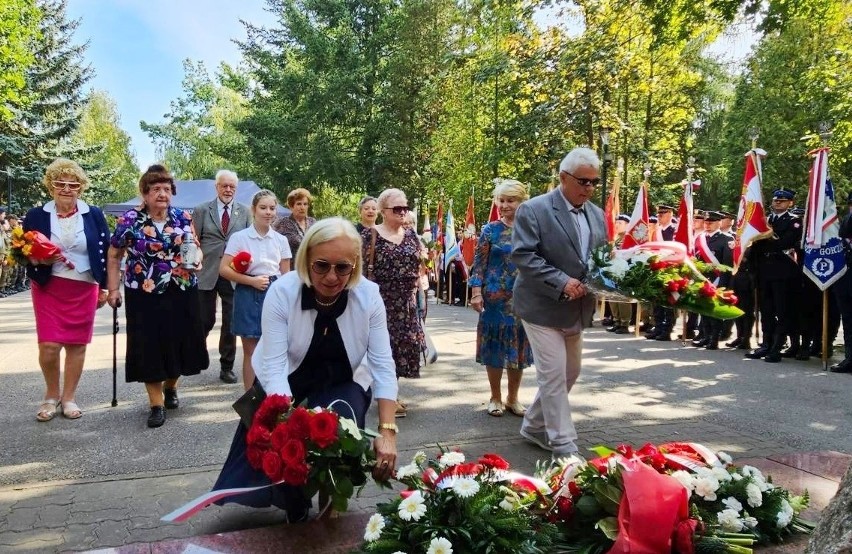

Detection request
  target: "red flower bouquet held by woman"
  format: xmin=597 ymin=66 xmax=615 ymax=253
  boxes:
xmin=245 ymin=394 xmax=388 ymax=513
xmin=7 ymin=228 xmax=74 ymax=269
xmin=228 ymin=251 xmax=252 ymax=274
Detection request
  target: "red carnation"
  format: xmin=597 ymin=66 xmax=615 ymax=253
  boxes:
xmin=246 ymin=425 xmax=272 ymax=448
xmin=478 ymin=453 xmax=510 ymax=471
xmin=286 ymin=407 xmax=312 ymax=440
xmin=616 ymin=444 xmax=634 ymax=458
xmin=589 ymin=454 xmax=614 ymax=475
xmin=262 ymin=451 xmax=285 ymax=481
xmin=280 ymin=438 xmax=307 ymax=466
xmin=568 ymin=481 xmax=582 ymax=498
xmin=308 ymin=410 xmax=340 ymax=448
xmin=271 ymin=423 xmax=291 ymax=450
xmin=283 ymin=461 xmax=310 ymax=486
xmin=672 ymin=518 xmax=699 ymax=554
xmin=699 ymin=281 xmax=716 ymax=298
xmin=636 ymin=443 xmax=667 ymax=471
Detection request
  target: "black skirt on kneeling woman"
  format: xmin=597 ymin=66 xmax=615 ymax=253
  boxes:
xmin=212 ymin=288 xmax=372 ymax=519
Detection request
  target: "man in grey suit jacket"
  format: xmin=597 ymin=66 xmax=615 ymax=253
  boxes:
xmin=511 ymin=147 xmax=607 ymax=459
xmin=193 ymin=170 xmax=251 ymax=383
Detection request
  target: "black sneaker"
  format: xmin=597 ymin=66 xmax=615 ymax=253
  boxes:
xmin=219 ymin=369 xmax=238 ymax=384
xmin=147 ymin=406 xmax=166 ymax=428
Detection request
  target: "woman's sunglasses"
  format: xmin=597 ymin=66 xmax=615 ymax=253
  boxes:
xmin=52 ymin=181 xmax=82 ymax=191
xmin=311 ymin=260 xmax=355 ymax=276
xmin=386 ymin=205 xmax=410 ymax=215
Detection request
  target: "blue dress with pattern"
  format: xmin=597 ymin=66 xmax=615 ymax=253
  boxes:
xmin=468 ymin=221 xmax=532 ymax=370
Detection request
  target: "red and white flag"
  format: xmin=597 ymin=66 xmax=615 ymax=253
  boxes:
xmin=620 ymin=184 xmax=650 ymax=249
xmin=674 ymin=180 xmax=696 ymax=255
xmin=488 ymin=200 xmax=499 ymax=223
xmin=733 ymin=149 xmax=772 ymax=270
xmin=461 ymin=195 xmax=476 ymax=267
xmin=802 ymin=147 xmax=846 ymax=290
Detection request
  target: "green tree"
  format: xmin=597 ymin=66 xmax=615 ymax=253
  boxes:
xmin=69 ymin=90 xmax=139 ymax=205
xmin=141 ymin=60 xmax=256 ymax=182
xmin=0 ymin=0 xmax=41 ymax=121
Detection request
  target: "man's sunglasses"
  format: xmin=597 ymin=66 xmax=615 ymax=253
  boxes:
xmin=386 ymin=205 xmax=410 ymax=215
xmin=52 ymin=181 xmax=82 ymax=191
xmin=311 ymin=260 xmax=355 ymax=276
xmin=561 ymin=171 xmax=601 ymax=188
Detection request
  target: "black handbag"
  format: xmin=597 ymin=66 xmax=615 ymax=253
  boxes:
xmin=232 ymin=380 xmax=267 ymax=428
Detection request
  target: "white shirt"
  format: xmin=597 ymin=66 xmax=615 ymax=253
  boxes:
xmin=224 ymin=225 xmax=291 ymax=276
xmin=559 ymin=192 xmax=590 ymax=259
xmin=251 ymin=271 xmax=398 ymax=401
xmin=44 ymin=199 xmax=94 ymax=283
xmin=217 ymin=198 xmax=232 ymax=226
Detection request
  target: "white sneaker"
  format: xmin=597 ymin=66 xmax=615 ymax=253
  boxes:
xmin=520 ymin=428 xmax=553 ymax=451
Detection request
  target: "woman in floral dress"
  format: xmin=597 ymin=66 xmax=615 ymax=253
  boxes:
xmin=469 ymin=180 xmax=532 ymax=417
xmin=106 ymin=164 xmax=209 ymax=428
xmin=362 ymin=188 xmax=425 ymax=417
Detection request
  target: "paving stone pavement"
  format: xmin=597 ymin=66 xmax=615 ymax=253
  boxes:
xmin=0 ymin=290 xmax=849 ymax=553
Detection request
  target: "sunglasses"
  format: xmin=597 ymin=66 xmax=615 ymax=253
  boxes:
xmin=52 ymin=181 xmax=82 ymax=191
xmin=561 ymin=171 xmax=601 ymax=188
xmin=311 ymin=260 xmax=355 ymax=276
xmin=386 ymin=205 xmax=410 ymax=215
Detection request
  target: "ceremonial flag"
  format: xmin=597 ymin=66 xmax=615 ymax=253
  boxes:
xmin=802 ymin=147 xmax=846 ymax=290
xmin=421 ymin=205 xmax=431 ymax=235
xmin=488 ymin=200 xmax=499 ymax=223
xmin=604 ymin=175 xmax=621 ymax=242
xmin=674 ymin=180 xmax=696 ymax=256
xmin=444 ymin=201 xmax=459 ymax=270
xmin=733 ymin=149 xmax=773 ymax=270
xmin=461 ymin=195 xmax=476 ymax=266
xmin=620 ymin=184 xmax=650 ymax=249
xmin=434 ymin=201 xmax=444 ymax=249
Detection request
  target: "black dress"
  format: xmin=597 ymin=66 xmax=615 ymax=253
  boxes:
xmin=212 ymin=286 xmax=372 ymax=519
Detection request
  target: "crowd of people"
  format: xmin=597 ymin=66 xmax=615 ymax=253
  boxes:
xmin=9 ymin=147 xmax=852 ymax=521
xmin=0 ymin=207 xmax=30 ymax=296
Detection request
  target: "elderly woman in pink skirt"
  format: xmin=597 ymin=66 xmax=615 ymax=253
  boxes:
xmin=23 ymin=158 xmax=110 ymax=422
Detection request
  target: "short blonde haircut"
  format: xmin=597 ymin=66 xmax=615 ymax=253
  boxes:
xmin=43 ymin=158 xmax=89 ymax=194
xmin=294 ymin=217 xmax=363 ymax=290
xmin=377 ymin=188 xmax=407 ymax=209
xmin=493 ymin=179 xmax=528 ymax=201
xmin=287 ymin=187 xmax=313 ymax=208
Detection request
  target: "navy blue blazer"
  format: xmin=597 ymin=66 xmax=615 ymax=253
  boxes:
xmin=23 ymin=203 xmax=110 ymax=288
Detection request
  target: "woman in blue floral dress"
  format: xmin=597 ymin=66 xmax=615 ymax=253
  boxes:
xmin=469 ymin=180 xmax=532 ymax=418
xmin=362 ymin=188 xmax=425 ymax=417
xmin=106 ymin=165 xmax=209 ymax=428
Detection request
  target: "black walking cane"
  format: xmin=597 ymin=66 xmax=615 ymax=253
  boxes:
xmin=111 ymin=300 xmax=121 ymax=407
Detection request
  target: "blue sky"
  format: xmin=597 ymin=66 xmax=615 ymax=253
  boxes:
xmin=67 ymin=0 xmax=275 ymax=170
xmin=66 ymin=1 xmax=756 ymax=174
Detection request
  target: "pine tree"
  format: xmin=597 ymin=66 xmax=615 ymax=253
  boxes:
xmin=1 ymin=0 xmax=92 ymax=212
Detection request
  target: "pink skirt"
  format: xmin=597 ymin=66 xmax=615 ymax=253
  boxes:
xmin=32 ymin=277 xmax=99 ymax=344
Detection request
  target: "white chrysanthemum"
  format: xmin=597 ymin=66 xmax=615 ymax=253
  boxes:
xmin=776 ymin=499 xmax=794 ymax=528
xmin=693 ymin=476 xmax=720 ymax=501
xmin=339 ymin=417 xmax=362 ymax=440
xmin=741 ymin=465 xmax=765 ymax=481
xmin=711 ymin=466 xmax=733 ymax=482
xmin=717 ymin=508 xmax=744 ymax=532
xmin=744 ymin=516 xmax=758 ymax=529
xmin=395 ymin=463 xmax=420 ymax=480
xmin=722 ymin=496 xmax=743 ymax=513
xmin=604 ymin=258 xmax=630 ymax=280
xmin=427 ymin=536 xmax=453 ymax=554
xmin=717 ymin=451 xmax=733 ymax=465
xmin=746 ymin=483 xmax=763 ymax=507
xmin=452 ymin=477 xmax=480 ymax=499
xmin=413 ymin=451 xmax=427 ymax=465
xmin=732 ymin=472 xmax=743 ymax=481
xmin=363 ymin=514 xmax=385 ymax=542
xmin=438 ymin=451 xmax=465 ymax=468
xmin=670 ymin=471 xmax=694 ymax=495
xmin=499 ymin=496 xmax=517 ymax=511
xmin=398 ymin=491 xmax=427 ymax=521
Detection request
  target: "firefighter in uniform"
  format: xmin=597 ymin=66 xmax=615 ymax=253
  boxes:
xmin=694 ymin=212 xmax=733 ymax=349
xmin=745 ymin=188 xmax=803 ymax=363
xmin=645 ymin=205 xmax=677 ymax=341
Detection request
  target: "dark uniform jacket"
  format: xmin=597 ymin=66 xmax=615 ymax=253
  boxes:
xmin=750 ymin=211 xmax=802 ymax=281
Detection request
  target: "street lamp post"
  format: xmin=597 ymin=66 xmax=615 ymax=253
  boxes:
xmin=599 ymin=127 xmax=612 ymax=206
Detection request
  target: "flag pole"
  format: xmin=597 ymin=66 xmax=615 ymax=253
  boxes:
xmin=681 ymin=159 xmax=694 ymax=343
xmin=748 ymin=127 xmax=762 ymax=348
xmin=818 ymin=122 xmax=834 ymax=371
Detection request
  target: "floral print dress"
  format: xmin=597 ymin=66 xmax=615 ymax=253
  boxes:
xmin=468 ymin=221 xmax=532 ymax=370
xmin=362 ymin=227 xmax=425 ymax=379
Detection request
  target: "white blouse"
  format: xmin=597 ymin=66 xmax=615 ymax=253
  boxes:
xmin=251 ymin=271 xmax=398 ymax=401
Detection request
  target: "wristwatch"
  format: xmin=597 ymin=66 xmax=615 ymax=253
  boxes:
xmin=378 ymin=422 xmax=398 ymax=433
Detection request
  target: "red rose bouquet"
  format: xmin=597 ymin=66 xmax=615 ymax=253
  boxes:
xmin=229 ymin=251 xmax=252 ymax=274
xmin=7 ymin=227 xmax=74 ymax=269
xmin=245 ymin=394 xmax=386 ymax=512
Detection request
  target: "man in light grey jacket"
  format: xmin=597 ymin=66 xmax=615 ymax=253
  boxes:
xmin=511 ymin=147 xmax=607 ymax=460
xmin=193 ymin=170 xmax=250 ymax=383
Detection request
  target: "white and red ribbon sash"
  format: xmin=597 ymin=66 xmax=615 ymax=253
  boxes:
xmin=161 ymin=481 xmax=287 ymax=522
